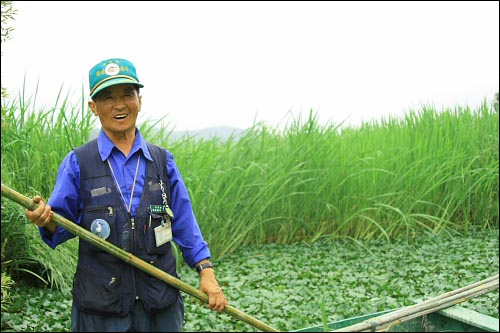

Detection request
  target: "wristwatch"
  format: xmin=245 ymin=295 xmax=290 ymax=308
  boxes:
xmin=196 ymin=261 xmax=214 ymax=273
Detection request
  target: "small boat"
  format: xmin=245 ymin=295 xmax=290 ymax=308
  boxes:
xmin=293 ymin=304 xmax=499 ymax=332
xmin=294 ymin=274 xmax=498 ymax=332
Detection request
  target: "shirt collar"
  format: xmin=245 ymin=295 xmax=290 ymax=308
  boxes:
xmin=97 ymin=128 xmax=153 ymax=162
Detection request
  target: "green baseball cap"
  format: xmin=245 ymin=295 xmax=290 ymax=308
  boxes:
xmin=89 ymin=58 xmax=144 ymax=98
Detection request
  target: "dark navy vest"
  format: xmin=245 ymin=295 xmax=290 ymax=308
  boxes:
xmin=72 ymin=139 xmax=179 ymax=316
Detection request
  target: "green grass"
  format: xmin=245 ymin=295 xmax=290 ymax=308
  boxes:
xmin=1 ymin=229 xmax=498 ymax=332
xmin=166 ymin=104 xmax=498 ymax=253
xmin=2 ymin=86 xmax=93 ymax=290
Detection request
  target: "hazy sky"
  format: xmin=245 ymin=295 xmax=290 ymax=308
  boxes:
xmin=1 ymin=1 xmax=499 ymax=131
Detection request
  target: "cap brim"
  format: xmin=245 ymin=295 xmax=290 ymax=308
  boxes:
xmin=91 ymin=78 xmax=144 ymax=98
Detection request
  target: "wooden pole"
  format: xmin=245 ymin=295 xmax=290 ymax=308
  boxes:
xmin=1 ymin=183 xmax=279 ymax=332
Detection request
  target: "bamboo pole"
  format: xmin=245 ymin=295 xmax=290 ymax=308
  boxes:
xmin=1 ymin=183 xmax=279 ymax=332
xmin=332 ymin=274 xmax=499 ymax=332
xmin=373 ymin=278 xmax=499 ymax=332
xmin=340 ymin=277 xmax=499 ymax=332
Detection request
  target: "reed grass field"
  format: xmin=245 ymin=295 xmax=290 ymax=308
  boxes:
xmin=1 ymin=91 xmax=498 ymax=290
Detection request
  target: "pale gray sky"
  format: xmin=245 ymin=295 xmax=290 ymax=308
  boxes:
xmin=2 ymin=1 xmax=499 ymax=131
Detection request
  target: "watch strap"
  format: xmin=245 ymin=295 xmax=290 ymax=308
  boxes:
xmin=196 ymin=262 xmax=214 ymax=273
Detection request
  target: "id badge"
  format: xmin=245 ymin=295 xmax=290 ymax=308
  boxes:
xmin=154 ymin=221 xmax=172 ymax=247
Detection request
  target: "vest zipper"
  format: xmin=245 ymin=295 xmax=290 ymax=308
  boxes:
xmin=130 ymin=217 xmax=135 ymax=253
xmin=129 ymin=216 xmax=140 ymax=300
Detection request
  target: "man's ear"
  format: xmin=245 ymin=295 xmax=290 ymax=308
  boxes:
xmin=88 ymin=100 xmax=98 ymax=116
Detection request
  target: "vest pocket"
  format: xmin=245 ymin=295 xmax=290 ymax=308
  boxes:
xmin=72 ymin=262 xmax=127 ymax=316
xmin=145 ymin=212 xmax=171 ymax=255
xmin=82 ymin=205 xmax=118 ymax=251
xmin=135 ymin=259 xmax=179 ymax=312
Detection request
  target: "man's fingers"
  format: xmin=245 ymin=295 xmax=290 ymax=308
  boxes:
xmin=206 ymin=293 xmax=228 ymax=312
xmin=39 ymin=210 xmax=53 ymax=227
xmin=26 ymin=199 xmax=52 ymax=227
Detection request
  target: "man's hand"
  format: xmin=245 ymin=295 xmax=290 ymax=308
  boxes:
xmin=25 ymin=195 xmax=57 ymax=234
xmin=199 ymin=265 xmax=228 ymax=312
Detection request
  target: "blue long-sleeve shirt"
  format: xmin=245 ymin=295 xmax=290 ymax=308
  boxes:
xmin=40 ymin=129 xmax=210 ymax=268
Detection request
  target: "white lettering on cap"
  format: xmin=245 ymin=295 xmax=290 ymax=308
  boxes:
xmin=105 ymin=63 xmax=120 ymax=76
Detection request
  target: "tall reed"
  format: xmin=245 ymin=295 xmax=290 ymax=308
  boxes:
xmin=1 ymin=85 xmax=498 ymax=288
xmin=1 ymin=84 xmax=95 ymax=289
xmin=155 ymin=103 xmax=498 ymax=257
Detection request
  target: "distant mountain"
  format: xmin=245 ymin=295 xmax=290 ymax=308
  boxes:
xmin=171 ymin=126 xmax=245 ymax=141
xmin=89 ymin=125 xmax=245 ymax=142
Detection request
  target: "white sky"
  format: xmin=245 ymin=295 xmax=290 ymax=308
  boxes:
xmin=1 ymin=1 xmax=499 ymax=132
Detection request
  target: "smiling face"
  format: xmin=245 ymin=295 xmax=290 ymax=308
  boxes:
xmin=89 ymin=84 xmax=142 ymax=141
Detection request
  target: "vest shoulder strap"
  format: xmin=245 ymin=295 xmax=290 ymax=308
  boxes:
xmin=74 ymin=139 xmax=105 ymax=179
xmin=145 ymin=142 xmax=171 ymax=205
xmin=145 ymin=142 xmax=167 ymax=179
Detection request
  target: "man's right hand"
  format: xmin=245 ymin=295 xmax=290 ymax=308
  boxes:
xmin=25 ymin=195 xmax=57 ymax=234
